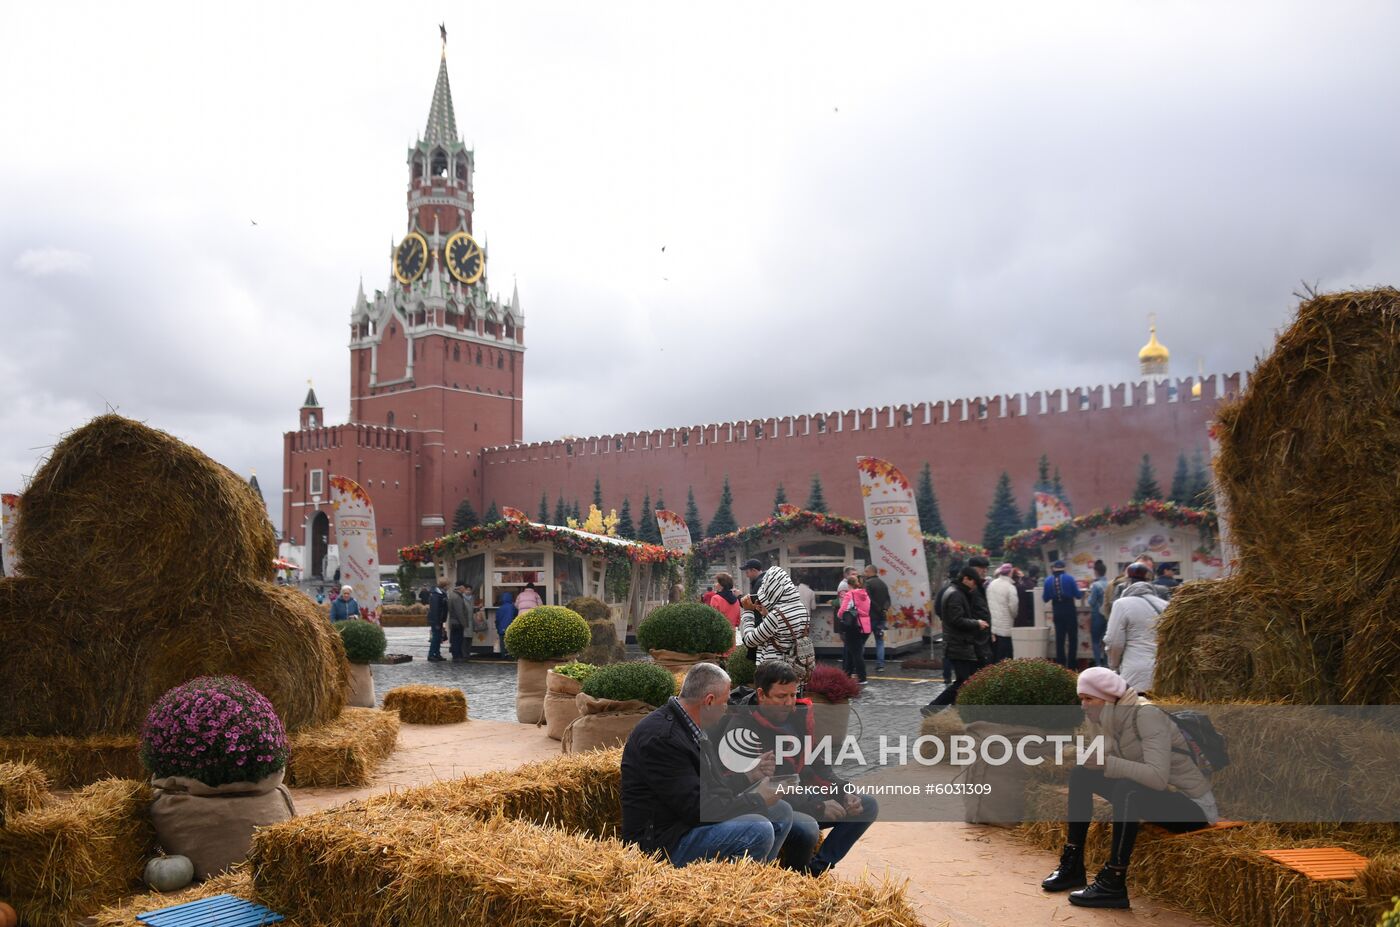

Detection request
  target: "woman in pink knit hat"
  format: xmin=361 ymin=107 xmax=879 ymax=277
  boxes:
xmin=1040 ymin=667 xmax=1218 ymax=910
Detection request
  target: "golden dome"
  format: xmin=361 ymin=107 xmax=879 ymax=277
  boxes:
xmin=1138 ymin=326 xmax=1169 ymax=363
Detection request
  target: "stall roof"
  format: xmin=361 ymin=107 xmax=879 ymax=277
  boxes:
xmin=693 ymin=508 xmax=985 ymax=561
xmin=1003 ymin=500 xmax=1217 ymax=554
xmin=399 ymin=518 xmax=683 ymax=566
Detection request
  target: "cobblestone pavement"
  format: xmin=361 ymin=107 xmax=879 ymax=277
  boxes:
xmin=373 ymin=627 xmax=951 ymax=758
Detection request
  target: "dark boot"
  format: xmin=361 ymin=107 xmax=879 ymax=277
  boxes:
xmin=1069 ymin=865 xmax=1130 ymax=908
xmin=1041 ymin=844 xmax=1086 ymax=892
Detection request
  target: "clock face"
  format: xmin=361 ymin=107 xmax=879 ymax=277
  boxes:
xmin=393 ymin=232 xmax=429 ymax=285
xmin=443 ymin=231 xmax=484 ymax=285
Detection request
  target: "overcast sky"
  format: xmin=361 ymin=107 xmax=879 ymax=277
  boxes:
xmin=4 ymin=1 xmax=1398 ymax=531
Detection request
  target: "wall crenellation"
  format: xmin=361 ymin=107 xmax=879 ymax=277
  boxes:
xmin=477 ymin=372 xmax=1245 ymax=463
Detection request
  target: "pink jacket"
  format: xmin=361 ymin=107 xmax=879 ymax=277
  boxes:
xmin=840 ymin=588 xmax=872 ymax=634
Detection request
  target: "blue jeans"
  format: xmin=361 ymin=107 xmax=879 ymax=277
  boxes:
xmin=874 ymin=628 xmax=886 ymax=668
xmin=428 ymin=622 xmax=445 ymax=659
xmin=1090 ymin=613 xmax=1108 ymax=666
xmin=669 ymin=813 xmax=775 ymax=867
xmin=782 ymin=794 xmax=881 ymax=870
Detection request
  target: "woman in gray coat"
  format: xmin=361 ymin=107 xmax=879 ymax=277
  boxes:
xmin=1041 ymin=667 xmax=1217 ymax=909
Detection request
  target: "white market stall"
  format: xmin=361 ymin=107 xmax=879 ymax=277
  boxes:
xmin=399 ymin=519 xmax=682 ymax=654
xmin=1002 ymin=500 xmax=1222 ymax=663
xmin=691 ymin=509 xmax=985 ymax=657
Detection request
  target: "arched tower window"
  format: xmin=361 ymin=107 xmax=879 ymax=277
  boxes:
xmin=497 ymin=354 xmax=503 ymax=369
xmin=431 ymin=149 xmax=448 ymax=178
xmin=453 ymin=344 xmax=460 ymax=361
xmin=387 ymin=411 xmax=395 ymax=427
xmin=455 ymin=155 xmax=468 ymax=181
xmin=412 ymin=156 xmax=424 ymax=181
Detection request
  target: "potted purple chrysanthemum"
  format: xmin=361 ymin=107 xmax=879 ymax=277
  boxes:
xmin=141 ymin=676 xmax=296 ymax=879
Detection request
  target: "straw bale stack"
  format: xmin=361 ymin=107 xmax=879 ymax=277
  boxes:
xmin=381 ymin=685 xmax=468 ymax=724
xmin=0 ymin=732 xmax=143 ymax=789
xmin=357 ymin=748 xmax=623 ymax=838
xmin=248 ymin=809 xmax=919 ymax=927
xmin=1015 ymin=785 xmax=1395 ymax=927
xmin=0 ymin=577 xmax=347 ymax=737
xmin=15 ymin=415 xmax=274 ymax=606
xmin=1156 ymin=289 xmax=1400 ymax=705
xmin=283 ymin=707 xmax=400 ymax=789
xmin=0 ymin=778 xmax=154 ymax=927
xmin=0 ymin=415 xmax=349 ymax=738
xmin=0 ymin=762 xmax=48 ymax=826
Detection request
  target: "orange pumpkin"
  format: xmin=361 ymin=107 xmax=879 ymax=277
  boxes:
xmin=0 ymin=900 xmax=17 ymax=927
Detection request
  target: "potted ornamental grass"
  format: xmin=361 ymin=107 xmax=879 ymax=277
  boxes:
xmin=503 ymin=605 xmax=591 ymax=724
xmin=543 ymin=660 xmax=598 ymax=740
xmin=636 ymin=603 xmax=734 ymax=674
xmin=564 ymin=661 xmax=676 ymax=754
xmin=336 ymin=618 xmax=387 ymax=708
xmin=804 ymin=663 xmax=862 ymax=745
xmin=946 ymin=658 xmax=1081 ymax=825
xmin=141 ymin=676 xmax=295 ymax=879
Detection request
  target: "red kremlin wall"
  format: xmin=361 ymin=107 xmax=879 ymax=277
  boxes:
xmin=478 ymin=373 xmax=1241 ymax=544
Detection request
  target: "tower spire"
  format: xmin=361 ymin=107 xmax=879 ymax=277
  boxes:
xmin=424 ymin=30 xmax=459 ymax=146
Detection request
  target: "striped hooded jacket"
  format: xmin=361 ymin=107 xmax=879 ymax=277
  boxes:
xmin=738 ymin=566 xmax=811 ymax=665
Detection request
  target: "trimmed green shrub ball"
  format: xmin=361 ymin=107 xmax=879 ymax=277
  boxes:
xmin=956 ymin=658 xmax=1082 ymax=730
xmin=503 ymin=605 xmax=590 ymax=661
xmin=564 ymin=595 xmax=612 ymax=623
xmin=337 ymin=619 xmax=387 ymax=664
xmin=636 ymin=602 xmax=734 ymax=655
xmin=726 ymin=648 xmax=756 ymax=687
xmin=582 ymin=661 xmax=677 ymax=708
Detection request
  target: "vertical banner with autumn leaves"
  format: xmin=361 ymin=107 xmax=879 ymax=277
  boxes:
xmin=330 ymin=475 xmax=382 ymax=624
xmin=1 ymin=493 xmax=20 ymax=578
xmin=856 ymin=458 xmax=932 ymax=640
xmin=656 ymin=509 xmax=693 ymax=552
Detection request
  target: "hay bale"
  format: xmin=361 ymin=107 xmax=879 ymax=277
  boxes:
xmin=249 ymin=808 xmax=919 ymax=927
xmin=0 ymin=577 xmax=347 ymax=737
xmin=1160 ymin=289 xmax=1400 ymax=705
xmin=0 ymin=733 xmax=143 ymax=789
xmin=15 ymin=415 xmax=274 ymax=605
xmin=0 ymin=761 xmax=48 ymax=825
xmin=381 ymin=685 xmax=468 ymax=724
xmin=284 ymin=708 xmax=400 ymax=789
xmin=0 ymin=778 xmax=154 ymax=927
xmin=356 ymin=749 xmax=624 ymax=838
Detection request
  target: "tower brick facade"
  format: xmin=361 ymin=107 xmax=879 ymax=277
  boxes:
xmin=282 ymin=48 xmax=523 ymax=576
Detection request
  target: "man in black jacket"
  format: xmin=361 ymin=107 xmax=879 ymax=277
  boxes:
xmin=721 ymin=661 xmax=880 ymax=874
xmin=621 ymin=662 xmax=794 ymax=866
xmin=862 ymin=564 xmax=891 ymax=673
xmin=922 ymin=567 xmax=992 ymax=715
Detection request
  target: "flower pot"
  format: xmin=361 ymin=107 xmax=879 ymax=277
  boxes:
xmin=1010 ymin=626 xmax=1051 ymax=660
xmin=647 ymin=649 xmax=726 ymax=675
xmin=561 ymin=693 xmax=653 ymax=754
xmin=347 ymin=662 xmax=376 ymax=708
xmin=954 ymin=720 xmax=1060 ymax=826
xmin=149 ymin=770 xmax=295 ymax=879
xmin=807 ymin=693 xmax=852 ymax=746
xmin=543 ymin=671 xmax=584 ymax=740
xmin=516 ymin=657 xmax=573 ymax=724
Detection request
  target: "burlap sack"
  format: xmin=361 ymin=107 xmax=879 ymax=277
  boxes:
xmin=955 ymin=721 xmax=1059 ymax=826
xmin=516 ymin=658 xmax=570 ymax=724
xmin=808 ymin=696 xmax=852 ymax=746
xmin=542 ymin=670 xmax=584 ymax=740
xmin=561 ymin=693 xmax=653 ymax=754
xmin=648 ymin=649 xmax=726 ymax=674
xmin=347 ymin=662 xmax=375 ymax=708
xmin=149 ymin=770 xmax=295 ymax=878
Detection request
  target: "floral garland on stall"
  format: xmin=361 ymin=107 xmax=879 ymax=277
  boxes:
xmin=398 ymin=519 xmax=682 ymax=567
xmin=1002 ymin=499 xmax=1217 ymax=555
xmin=692 ymin=508 xmax=985 ymax=561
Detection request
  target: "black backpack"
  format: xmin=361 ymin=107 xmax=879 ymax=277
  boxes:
xmin=934 ymin=583 xmax=957 ymax=620
xmin=1164 ymin=710 xmax=1230 ymax=774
